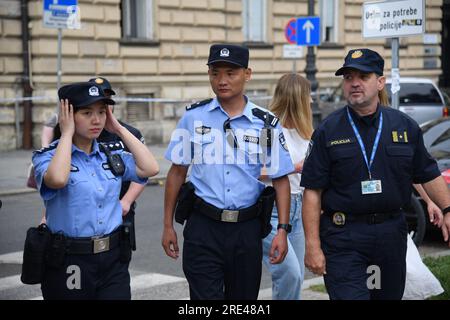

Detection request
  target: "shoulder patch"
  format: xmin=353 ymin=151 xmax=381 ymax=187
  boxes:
xmin=186 ymin=98 xmax=213 ymax=111
xmin=279 ymin=132 xmax=288 ymax=151
xmin=251 ymin=108 xmax=279 ymax=127
xmin=33 ymin=143 xmax=58 ymax=154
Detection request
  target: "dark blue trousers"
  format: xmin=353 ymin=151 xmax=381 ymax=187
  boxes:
xmin=182 ymin=212 xmax=262 ymax=300
xmin=41 ymin=246 xmax=131 ymax=300
xmin=320 ymin=213 xmax=407 ymax=300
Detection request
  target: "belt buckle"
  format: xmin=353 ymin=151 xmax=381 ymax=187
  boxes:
xmin=368 ymin=213 xmax=379 ymax=224
xmin=92 ymin=236 xmax=110 ymax=254
xmin=221 ymin=210 xmax=239 ymax=223
xmin=332 ymin=212 xmax=346 ymax=226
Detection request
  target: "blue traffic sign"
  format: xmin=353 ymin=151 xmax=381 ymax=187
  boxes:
xmin=43 ymin=0 xmax=79 ymax=29
xmin=296 ymin=16 xmax=320 ymax=46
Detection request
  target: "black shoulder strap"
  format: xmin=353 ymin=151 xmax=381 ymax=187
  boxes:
xmin=186 ymin=98 xmax=213 ymax=111
xmin=251 ymin=108 xmax=279 ymax=127
xmin=34 ymin=143 xmax=58 ymax=154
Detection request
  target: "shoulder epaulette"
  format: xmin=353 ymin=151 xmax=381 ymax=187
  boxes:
xmin=186 ymin=98 xmax=213 ymax=111
xmin=100 ymin=141 xmax=125 ymax=151
xmin=252 ymin=108 xmax=279 ymax=127
xmin=33 ymin=143 xmax=58 ymax=154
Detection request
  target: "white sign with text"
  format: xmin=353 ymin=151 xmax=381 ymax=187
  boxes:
xmin=362 ymin=0 xmax=425 ymax=39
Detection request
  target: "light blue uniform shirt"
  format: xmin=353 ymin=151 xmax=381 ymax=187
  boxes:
xmin=165 ymin=97 xmax=294 ymax=209
xmin=32 ymin=139 xmax=147 ymax=237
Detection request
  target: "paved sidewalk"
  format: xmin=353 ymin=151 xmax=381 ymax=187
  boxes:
xmin=0 ymin=144 xmax=171 ymax=196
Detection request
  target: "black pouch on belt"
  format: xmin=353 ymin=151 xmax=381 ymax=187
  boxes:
xmin=21 ymin=223 xmax=51 ymax=284
xmin=46 ymin=232 xmax=67 ymax=268
xmin=174 ymin=181 xmax=196 ymax=225
xmin=120 ymin=223 xmax=132 ymax=263
xmin=258 ymin=186 xmax=276 ymax=238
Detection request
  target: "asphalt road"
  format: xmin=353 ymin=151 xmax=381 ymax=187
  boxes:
xmin=1 ymin=185 xmax=447 ymax=299
xmin=0 ymin=185 xmax=288 ymax=299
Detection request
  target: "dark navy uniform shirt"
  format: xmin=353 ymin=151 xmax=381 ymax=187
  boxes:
xmin=300 ymin=105 xmax=441 ymax=215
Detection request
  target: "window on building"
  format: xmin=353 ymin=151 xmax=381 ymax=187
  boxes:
xmin=121 ymin=0 xmax=154 ymax=40
xmin=320 ymin=0 xmax=338 ymax=43
xmin=243 ymin=0 xmax=267 ymax=42
xmin=126 ymin=94 xmax=155 ymax=122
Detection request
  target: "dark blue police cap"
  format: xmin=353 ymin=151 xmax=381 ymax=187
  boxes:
xmin=58 ymin=82 xmax=115 ymax=109
xmin=335 ymin=48 xmax=384 ymax=76
xmin=207 ymin=44 xmax=249 ymax=68
xmin=88 ymin=76 xmax=116 ymax=96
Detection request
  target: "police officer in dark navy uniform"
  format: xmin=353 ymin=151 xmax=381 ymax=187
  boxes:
xmin=32 ymin=82 xmax=159 ymax=299
xmin=301 ymin=48 xmax=450 ymax=300
xmin=162 ymin=44 xmax=294 ymax=300
xmin=89 ymin=77 xmax=146 ymax=251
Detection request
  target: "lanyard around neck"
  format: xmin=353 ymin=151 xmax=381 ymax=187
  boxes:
xmin=346 ymin=107 xmax=383 ymax=180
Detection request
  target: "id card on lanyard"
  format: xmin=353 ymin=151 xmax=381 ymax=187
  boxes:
xmin=346 ymin=107 xmax=383 ymax=195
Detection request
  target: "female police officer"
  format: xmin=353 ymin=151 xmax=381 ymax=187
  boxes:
xmin=32 ymin=82 xmax=159 ymax=299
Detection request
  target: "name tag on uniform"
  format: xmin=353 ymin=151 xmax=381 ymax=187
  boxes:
xmin=361 ymin=180 xmax=382 ymax=194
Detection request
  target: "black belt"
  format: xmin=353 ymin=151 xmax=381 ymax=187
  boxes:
xmin=325 ymin=210 xmax=402 ymax=226
xmin=52 ymin=229 xmax=121 ymax=255
xmin=194 ymin=195 xmax=260 ymax=223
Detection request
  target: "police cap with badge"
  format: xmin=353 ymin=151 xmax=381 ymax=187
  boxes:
xmin=58 ymin=82 xmax=115 ymax=109
xmin=88 ymin=77 xmax=116 ymax=96
xmin=207 ymin=43 xmax=249 ymax=68
xmin=335 ymin=48 xmax=384 ymax=76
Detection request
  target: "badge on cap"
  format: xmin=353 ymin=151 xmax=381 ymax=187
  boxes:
xmin=351 ymin=50 xmax=363 ymax=59
xmin=95 ymin=78 xmax=104 ymax=84
xmin=220 ymin=48 xmax=230 ymax=57
xmin=89 ymin=86 xmax=99 ymax=96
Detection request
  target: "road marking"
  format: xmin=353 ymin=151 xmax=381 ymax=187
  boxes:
xmin=130 ymin=272 xmax=186 ymax=291
xmin=0 ymin=251 xmax=23 ymax=264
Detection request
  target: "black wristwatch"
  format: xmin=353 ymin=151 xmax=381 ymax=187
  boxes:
xmin=443 ymin=206 xmax=450 ymax=216
xmin=277 ymin=223 xmax=292 ymax=233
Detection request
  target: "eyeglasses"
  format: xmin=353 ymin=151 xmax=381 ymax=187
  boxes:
xmin=223 ymin=118 xmax=239 ymax=149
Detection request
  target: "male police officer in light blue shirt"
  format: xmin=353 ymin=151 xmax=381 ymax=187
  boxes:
xmin=162 ymin=44 xmax=294 ymax=300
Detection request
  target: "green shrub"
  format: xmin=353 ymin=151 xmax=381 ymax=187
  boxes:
xmin=423 ymin=255 xmax=450 ymax=300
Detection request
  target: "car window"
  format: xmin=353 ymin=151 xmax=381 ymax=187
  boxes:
xmin=432 ymin=128 xmax=450 ymax=147
xmin=385 ymin=83 xmax=443 ymax=106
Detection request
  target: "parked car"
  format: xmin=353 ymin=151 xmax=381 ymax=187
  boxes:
xmin=385 ymin=78 xmax=449 ymax=125
xmin=406 ymin=117 xmax=450 ymax=246
xmin=319 ymin=77 xmax=449 ymax=125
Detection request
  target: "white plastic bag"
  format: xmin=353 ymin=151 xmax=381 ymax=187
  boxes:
xmin=402 ymin=234 xmax=444 ymax=300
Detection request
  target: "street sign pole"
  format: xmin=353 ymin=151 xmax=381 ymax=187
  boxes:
xmin=304 ymin=0 xmax=320 ymax=128
xmin=57 ymin=28 xmax=62 ymax=90
xmin=391 ymin=37 xmax=400 ymax=109
xmin=362 ymin=0 xmax=425 ymax=110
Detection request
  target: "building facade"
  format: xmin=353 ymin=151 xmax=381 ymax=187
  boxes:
xmin=0 ymin=0 xmax=445 ymax=150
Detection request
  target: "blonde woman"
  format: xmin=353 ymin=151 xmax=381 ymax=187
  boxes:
xmin=262 ymin=73 xmax=313 ymax=300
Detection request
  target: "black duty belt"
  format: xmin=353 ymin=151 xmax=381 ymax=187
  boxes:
xmin=52 ymin=229 xmax=121 ymax=255
xmin=194 ymin=195 xmax=260 ymax=223
xmin=325 ymin=210 xmax=402 ymax=226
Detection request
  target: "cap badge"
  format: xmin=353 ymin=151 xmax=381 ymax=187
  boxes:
xmin=220 ymin=48 xmax=230 ymax=57
xmin=95 ymin=78 xmax=104 ymax=84
xmin=351 ymin=50 xmax=363 ymax=59
xmin=89 ymin=86 xmax=99 ymax=96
